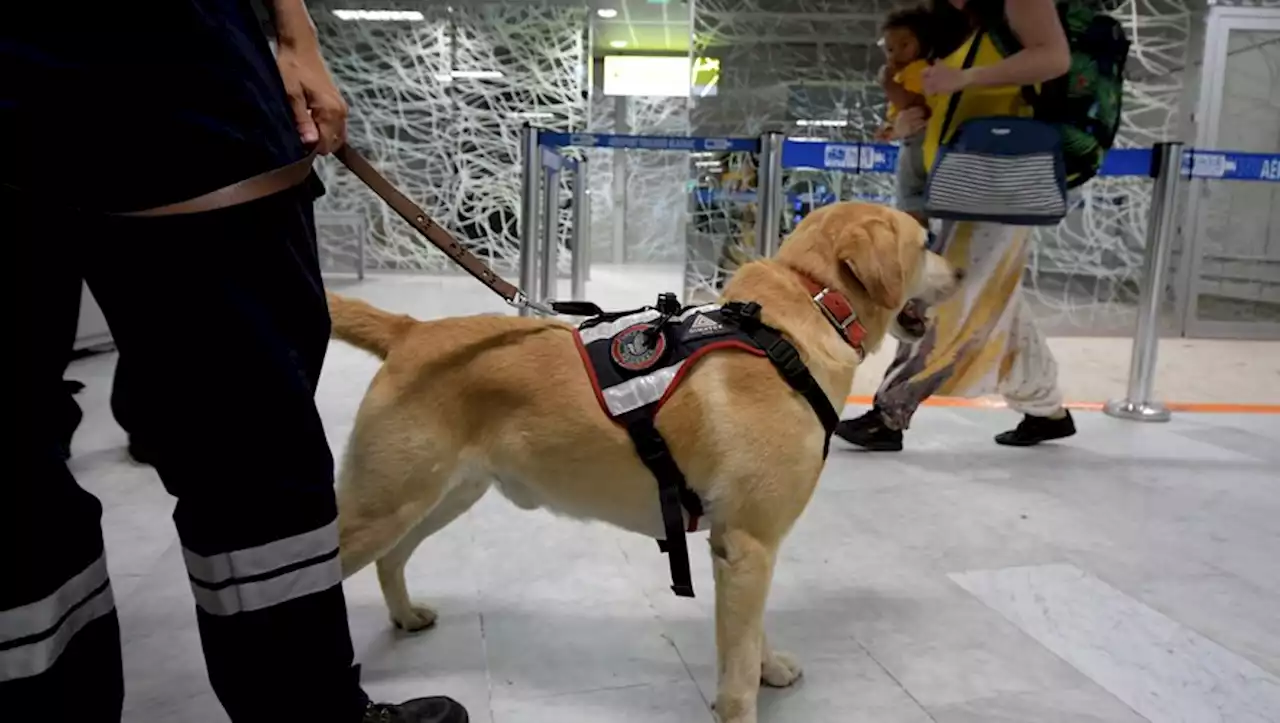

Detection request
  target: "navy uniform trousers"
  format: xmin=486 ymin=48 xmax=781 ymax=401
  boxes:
xmin=0 ymin=181 xmax=368 ymax=722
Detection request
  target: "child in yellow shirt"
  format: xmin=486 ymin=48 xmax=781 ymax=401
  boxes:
xmin=876 ymin=6 xmax=934 ymax=227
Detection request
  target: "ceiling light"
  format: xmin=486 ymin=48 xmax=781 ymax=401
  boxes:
xmin=597 ymin=8 xmax=619 ymax=18
xmin=609 ymin=40 xmax=629 ymax=48
xmin=511 ymin=111 xmax=556 ymax=119
xmin=435 ymin=69 xmax=505 ymax=81
xmin=451 ymin=69 xmax=504 ymax=79
xmin=795 ymin=119 xmax=849 ymax=127
xmin=332 ymin=9 xmax=425 ymax=21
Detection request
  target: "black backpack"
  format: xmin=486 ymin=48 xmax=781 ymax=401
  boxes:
xmin=976 ymin=0 xmax=1132 ymax=188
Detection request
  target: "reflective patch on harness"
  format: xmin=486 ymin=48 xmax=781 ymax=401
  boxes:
xmin=603 ymin=360 xmax=685 ymax=416
xmin=686 ymin=313 xmax=724 ymax=338
xmin=611 ymin=324 xmax=667 ymax=372
xmin=579 ymin=309 xmax=662 ymax=346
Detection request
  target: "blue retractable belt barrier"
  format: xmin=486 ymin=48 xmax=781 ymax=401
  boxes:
xmin=779 ymin=140 xmax=1280 ymax=182
xmin=540 ymin=132 xmax=758 ymax=153
xmin=1184 ymin=151 xmax=1280 ymax=182
xmin=692 ymin=189 xmax=892 ymax=207
xmin=534 ymin=131 xmax=1279 ymax=182
xmin=781 ymin=142 xmax=900 ymax=174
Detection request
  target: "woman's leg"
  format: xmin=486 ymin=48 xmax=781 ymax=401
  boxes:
xmin=991 ymin=296 xmax=1076 ymax=446
xmin=836 ymin=221 xmax=1042 ymax=449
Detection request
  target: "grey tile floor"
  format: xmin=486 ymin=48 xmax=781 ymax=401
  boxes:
xmin=64 ymin=275 xmax=1280 ymax=723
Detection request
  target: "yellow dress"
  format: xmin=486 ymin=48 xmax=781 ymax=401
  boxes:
xmin=870 ymin=32 xmax=1063 ymax=430
xmin=886 ymin=59 xmax=929 ymax=122
xmin=921 ymin=32 xmax=1032 ymax=170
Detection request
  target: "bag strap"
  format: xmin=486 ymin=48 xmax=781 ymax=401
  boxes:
xmin=937 ymin=28 xmax=986 ymax=146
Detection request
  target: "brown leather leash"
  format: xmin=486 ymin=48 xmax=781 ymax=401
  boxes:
xmin=115 ymin=150 xmax=319 ymax=217
xmin=102 ymin=144 xmax=596 ymax=317
xmin=332 ymin=145 xmax=562 ymax=315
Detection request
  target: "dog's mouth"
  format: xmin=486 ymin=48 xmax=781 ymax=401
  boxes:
xmin=893 ymin=300 xmax=929 ymax=342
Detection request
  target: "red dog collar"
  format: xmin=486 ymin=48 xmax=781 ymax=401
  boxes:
xmin=797 ymin=275 xmax=867 ymax=359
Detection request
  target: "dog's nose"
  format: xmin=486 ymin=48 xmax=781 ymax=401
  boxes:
xmin=954 ymin=267 xmax=966 ymax=282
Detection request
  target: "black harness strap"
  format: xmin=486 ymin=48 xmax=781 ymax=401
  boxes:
xmin=626 ymin=417 xmax=701 ymax=598
xmin=721 ymin=302 xmax=841 ymax=458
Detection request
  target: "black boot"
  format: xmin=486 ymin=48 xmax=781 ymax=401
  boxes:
xmin=362 ymin=696 xmax=469 ymax=723
xmin=994 ymin=410 xmax=1077 ymax=447
xmin=834 ymin=408 xmax=904 ymax=451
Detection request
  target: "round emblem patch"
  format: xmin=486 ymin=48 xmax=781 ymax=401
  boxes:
xmin=610 ymin=324 xmax=667 ymax=372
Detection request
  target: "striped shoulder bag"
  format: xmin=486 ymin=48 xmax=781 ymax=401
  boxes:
xmin=923 ymin=30 xmax=1069 ymax=226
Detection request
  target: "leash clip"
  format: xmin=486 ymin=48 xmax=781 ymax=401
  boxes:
xmin=509 ymin=291 xmax=556 ymax=316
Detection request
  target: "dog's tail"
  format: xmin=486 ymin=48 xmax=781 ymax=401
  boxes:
xmin=326 ymin=292 xmax=416 ymax=359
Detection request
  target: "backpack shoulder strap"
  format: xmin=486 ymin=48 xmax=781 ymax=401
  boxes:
xmin=937 ymin=29 xmax=987 ymax=145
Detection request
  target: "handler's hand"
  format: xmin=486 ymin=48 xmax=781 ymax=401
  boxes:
xmin=276 ymin=41 xmax=348 ymax=154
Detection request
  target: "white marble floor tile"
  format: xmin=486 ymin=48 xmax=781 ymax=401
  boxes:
xmin=1128 ymin=571 xmax=1280 ymax=678
xmin=55 ymin=276 xmax=1280 ymax=723
xmin=755 ymin=654 xmax=936 ymax=723
xmin=928 ymin=685 xmax=1148 ymax=723
xmin=490 ymin=680 xmax=711 ymax=723
xmin=121 ymin=627 xmax=225 ymax=723
xmin=951 ymin=563 xmax=1280 ymax=723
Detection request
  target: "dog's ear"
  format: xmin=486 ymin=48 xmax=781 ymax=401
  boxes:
xmin=837 ymin=217 xmax=909 ymax=310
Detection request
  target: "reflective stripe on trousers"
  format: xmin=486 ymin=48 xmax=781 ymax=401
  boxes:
xmin=184 ymin=519 xmax=342 ymax=616
xmin=0 ymin=554 xmax=115 ymax=681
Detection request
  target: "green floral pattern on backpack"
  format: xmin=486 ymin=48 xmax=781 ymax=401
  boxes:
xmin=987 ymin=0 xmax=1131 ymax=188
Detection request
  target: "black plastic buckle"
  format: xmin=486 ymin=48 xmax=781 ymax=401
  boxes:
xmin=551 ymin=300 xmax=605 ymax=317
xmin=722 ymin=301 xmax=762 ymax=331
xmin=655 ymin=292 xmax=681 ymax=315
xmin=765 ymin=338 xmax=806 ymax=379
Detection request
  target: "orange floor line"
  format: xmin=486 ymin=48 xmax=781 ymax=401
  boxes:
xmin=842 ymin=395 xmax=1280 ymax=414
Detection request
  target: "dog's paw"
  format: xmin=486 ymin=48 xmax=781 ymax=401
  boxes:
xmin=761 ymin=650 xmax=803 ymax=688
xmin=391 ymin=604 xmax=438 ymax=633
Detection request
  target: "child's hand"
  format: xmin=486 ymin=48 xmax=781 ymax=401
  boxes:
xmin=894 ymin=107 xmax=929 ymax=138
xmin=874 ymin=124 xmax=894 ymax=142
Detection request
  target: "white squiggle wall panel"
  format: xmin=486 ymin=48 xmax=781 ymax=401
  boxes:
xmin=585 ymin=94 xmax=692 ymax=265
xmin=311 ymin=3 xmax=586 ymax=273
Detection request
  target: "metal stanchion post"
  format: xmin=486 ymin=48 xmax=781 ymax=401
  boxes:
xmin=518 ymin=125 xmax=541 ymax=317
xmin=540 ymin=155 xmax=560 ymax=305
xmin=571 ymin=156 xmax=589 ymax=301
xmin=356 ymin=214 xmax=366 ymax=281
xmin=755 ymin=130 xmax=785 ymax=258
xmin=584 ymin=178 xmax=593 ymax=282
xmin=1104 ymin=141 xmax=1183 ymax=422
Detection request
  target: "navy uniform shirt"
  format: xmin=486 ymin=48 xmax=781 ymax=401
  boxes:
xmin=1 ymin=1 xmax=308 ymax=213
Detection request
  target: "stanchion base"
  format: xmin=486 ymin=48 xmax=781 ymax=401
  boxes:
xmin=1103 ymin=399 xmax=1172 ymax=422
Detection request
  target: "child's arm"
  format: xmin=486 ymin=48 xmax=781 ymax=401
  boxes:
xmin=881 ymin=70 xmax=921 ymax=113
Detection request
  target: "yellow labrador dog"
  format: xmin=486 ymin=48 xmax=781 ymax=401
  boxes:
xmin=328 ymin=202 xmax=959 ymax=723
